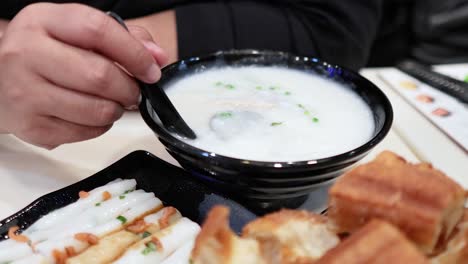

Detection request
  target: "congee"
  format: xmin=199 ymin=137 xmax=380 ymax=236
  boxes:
xmin=165 ymin=66 xmax=375 ymax=162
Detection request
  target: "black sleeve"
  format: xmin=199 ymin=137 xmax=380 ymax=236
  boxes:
xmin=0 ymin=0 xmax=383 ymax=69
xmin=176 ymin=0 xmax=384 ymax=70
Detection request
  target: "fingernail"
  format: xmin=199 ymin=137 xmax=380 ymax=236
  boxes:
xmin=125 ymin=105 xmax=139 ymax=111
xmin=138 ymin=93 xmax=142 ymax=104
xmin=124 ymin=93 xmax=142 ymax=111
xmin=146 ymin=63 xmax=160 ymax=83
xmin=143 ymin=41 xmax=164 ymax=54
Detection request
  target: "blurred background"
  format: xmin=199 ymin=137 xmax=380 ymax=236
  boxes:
xmin=369 ymin=0 xmax=468 ymax=66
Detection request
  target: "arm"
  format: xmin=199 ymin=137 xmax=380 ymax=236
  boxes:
xmin=0 ymin=19 xmax=8 ymax=39
xmin=126 ymin=10 xmax=178 ymax=65
xmin=0 ymin=20 xmax=7 ymax=133
xmin=125 ymin=0 xmax=383 ymax=70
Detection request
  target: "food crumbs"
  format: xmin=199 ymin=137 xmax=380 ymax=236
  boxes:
xmin=102 ymin=191 xmax=111 ymax=201
xmin=117 ymin=215 xmax=127 ymax=224
xmin=74 ymin=233 xmax=99 ymax=245
xmin=142 ymin=231 xmax=151 ymax=239
xmin=127 ymin=219 xmax=147 ymax=233
xmin=218 ymin=112 xmax=233 ymax=118
xmin=8 ymin=226 xmax=29 ymax=243
xmin=416 ymin=94 xmax=434 ymax=104
xmin=52 ymin=249 xmax=67 ymax=264
xmin=399 ymin=81 xmax=418 ymax=90
xmin=65 ymin=246 xmax=77 ymax=257
xmin=142 ymin=241 xmax=157 ymax=255
xmin=78 ymin=191 xmax=89 ymax=199
xmin=432 ymin=108 xmax=451 ymax=117
xmin=158 ymin=207 xmax=178 ymax=229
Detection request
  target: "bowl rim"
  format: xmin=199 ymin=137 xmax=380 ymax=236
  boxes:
xmin=139 ymin=49 xmax=393 ymax=169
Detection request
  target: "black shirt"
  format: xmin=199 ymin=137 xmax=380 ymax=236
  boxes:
xmin=0 ymin=0 xmax=384 ymax=70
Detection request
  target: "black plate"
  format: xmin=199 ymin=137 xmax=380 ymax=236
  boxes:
xmin=0 ymin=151 xmax=258 ymax=241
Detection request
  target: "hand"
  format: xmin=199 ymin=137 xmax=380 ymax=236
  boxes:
xmin=0 ymin=3 xmax=167 ymax=149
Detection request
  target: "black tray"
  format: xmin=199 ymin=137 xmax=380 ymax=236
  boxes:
xmin=0 ymin=151 xmax=257 ymax=240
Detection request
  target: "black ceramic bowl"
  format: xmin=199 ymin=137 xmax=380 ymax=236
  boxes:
xmin=140 ymin=50 xmax=393 ymax=212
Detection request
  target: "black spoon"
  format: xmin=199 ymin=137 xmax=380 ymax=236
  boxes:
xmin=107 ymin=11 xmax=197 ymax=139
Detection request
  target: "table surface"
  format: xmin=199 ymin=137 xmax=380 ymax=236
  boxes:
xmin=0 ymin=68 xmax=466 ymax=220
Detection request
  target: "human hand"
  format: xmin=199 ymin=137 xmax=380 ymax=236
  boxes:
xmin=0 ymin=3 xmax=167 ymax=149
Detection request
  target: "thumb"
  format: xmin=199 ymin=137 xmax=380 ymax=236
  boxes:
xmin=127 ymin=25 xmax=169 ymax=67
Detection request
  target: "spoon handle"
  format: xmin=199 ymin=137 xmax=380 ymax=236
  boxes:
xmin=107 ymin=11 xmax=196 ymax=139
xmin=138 ymin=79 xmax=196 ymax=138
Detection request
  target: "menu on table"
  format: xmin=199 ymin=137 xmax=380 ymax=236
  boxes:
xmin=378 ymin=67 xmax=468 ymax=153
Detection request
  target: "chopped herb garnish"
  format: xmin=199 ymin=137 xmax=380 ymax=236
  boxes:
xmin=95 ymin=202 xmax=101 ymax=207
xmin=218 ymin=112 xmax=233 ymax=118
xmin=304 ymin=110 xmax=310 ymax=115
xmin=269 ymin=86 xmax=279 ymax=90
xmin=464 ymin=75 xmax=468 ymax=83
xmin=271 ymin=122 xmax=283 ymax=126
xmin=189 ymin=259 xmax=194 ymax=264
xmin=142 ymin=231 xmax=151 ymax=239
xmin=256 ymin=86 xmax=263 ymax=90
xmin=225 ymin=84 xmax=235 ymax=89
xmin=119 ymin=195 xmax=126 ymax=200
xmin=297 ymin=103 xmax=304 ymax=108
xmin=116 ymin=215 xmax=127 ymax=224
xmin=312 ymin=117 xmax=319 ymax=123
xmin=215 ymin=81 xmax=223 ymax=86
xmin=142 ymin=241 xmax=157 ymax=255
xmin=124 ymin=190 xmax=133 ymax=194
xmin=284 ymin=91 xmax=291 ymax=95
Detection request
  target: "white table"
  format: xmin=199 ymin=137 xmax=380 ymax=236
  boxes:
xmin=0 ymin=69 xmax=465 ymax=220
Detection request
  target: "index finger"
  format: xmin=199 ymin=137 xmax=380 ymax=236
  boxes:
xmin=36 ymin=3 xmax=160 ymax=83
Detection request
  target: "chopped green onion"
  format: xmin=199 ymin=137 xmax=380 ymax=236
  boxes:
xmin=218 ymin=112 xmax=233 ymax=118
xmin=116 ymin=215 xmax=127 ymax=224
xmin=312 ymin=117 xmax=319 ymax=123
xmin=464 ymin=75 xmax=468 ymax=83
xmin=225 ymin=84 xmax=235 ymax=89
xmin=271 ymin=122 xmax=283 ymax=126
xmin=142 ymin=241 xmax=157 ymax=255
xmin=142 ymin=231 xmax=151 ymax=239
xmin=256 ymin=86 xmax=263 ymax=90
xmin=284 ymin=91 xmax=291 ymax=95
xmin=297 ymin=103 xmax=304 ymax=108
xmin=215 ymin=81 xmax=223 ymax=86
xmin=124 ymin=190 xmax=133 ymax=194
xmin=119 ymin=195 xmax=125 ymax=200
xmin=95 ymin=202 xmax=101 ymax=207
xmin=304 ymin=110 xmax=310 ymax=115
xmin=269 ymin=86 xmax=279 ymax=90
